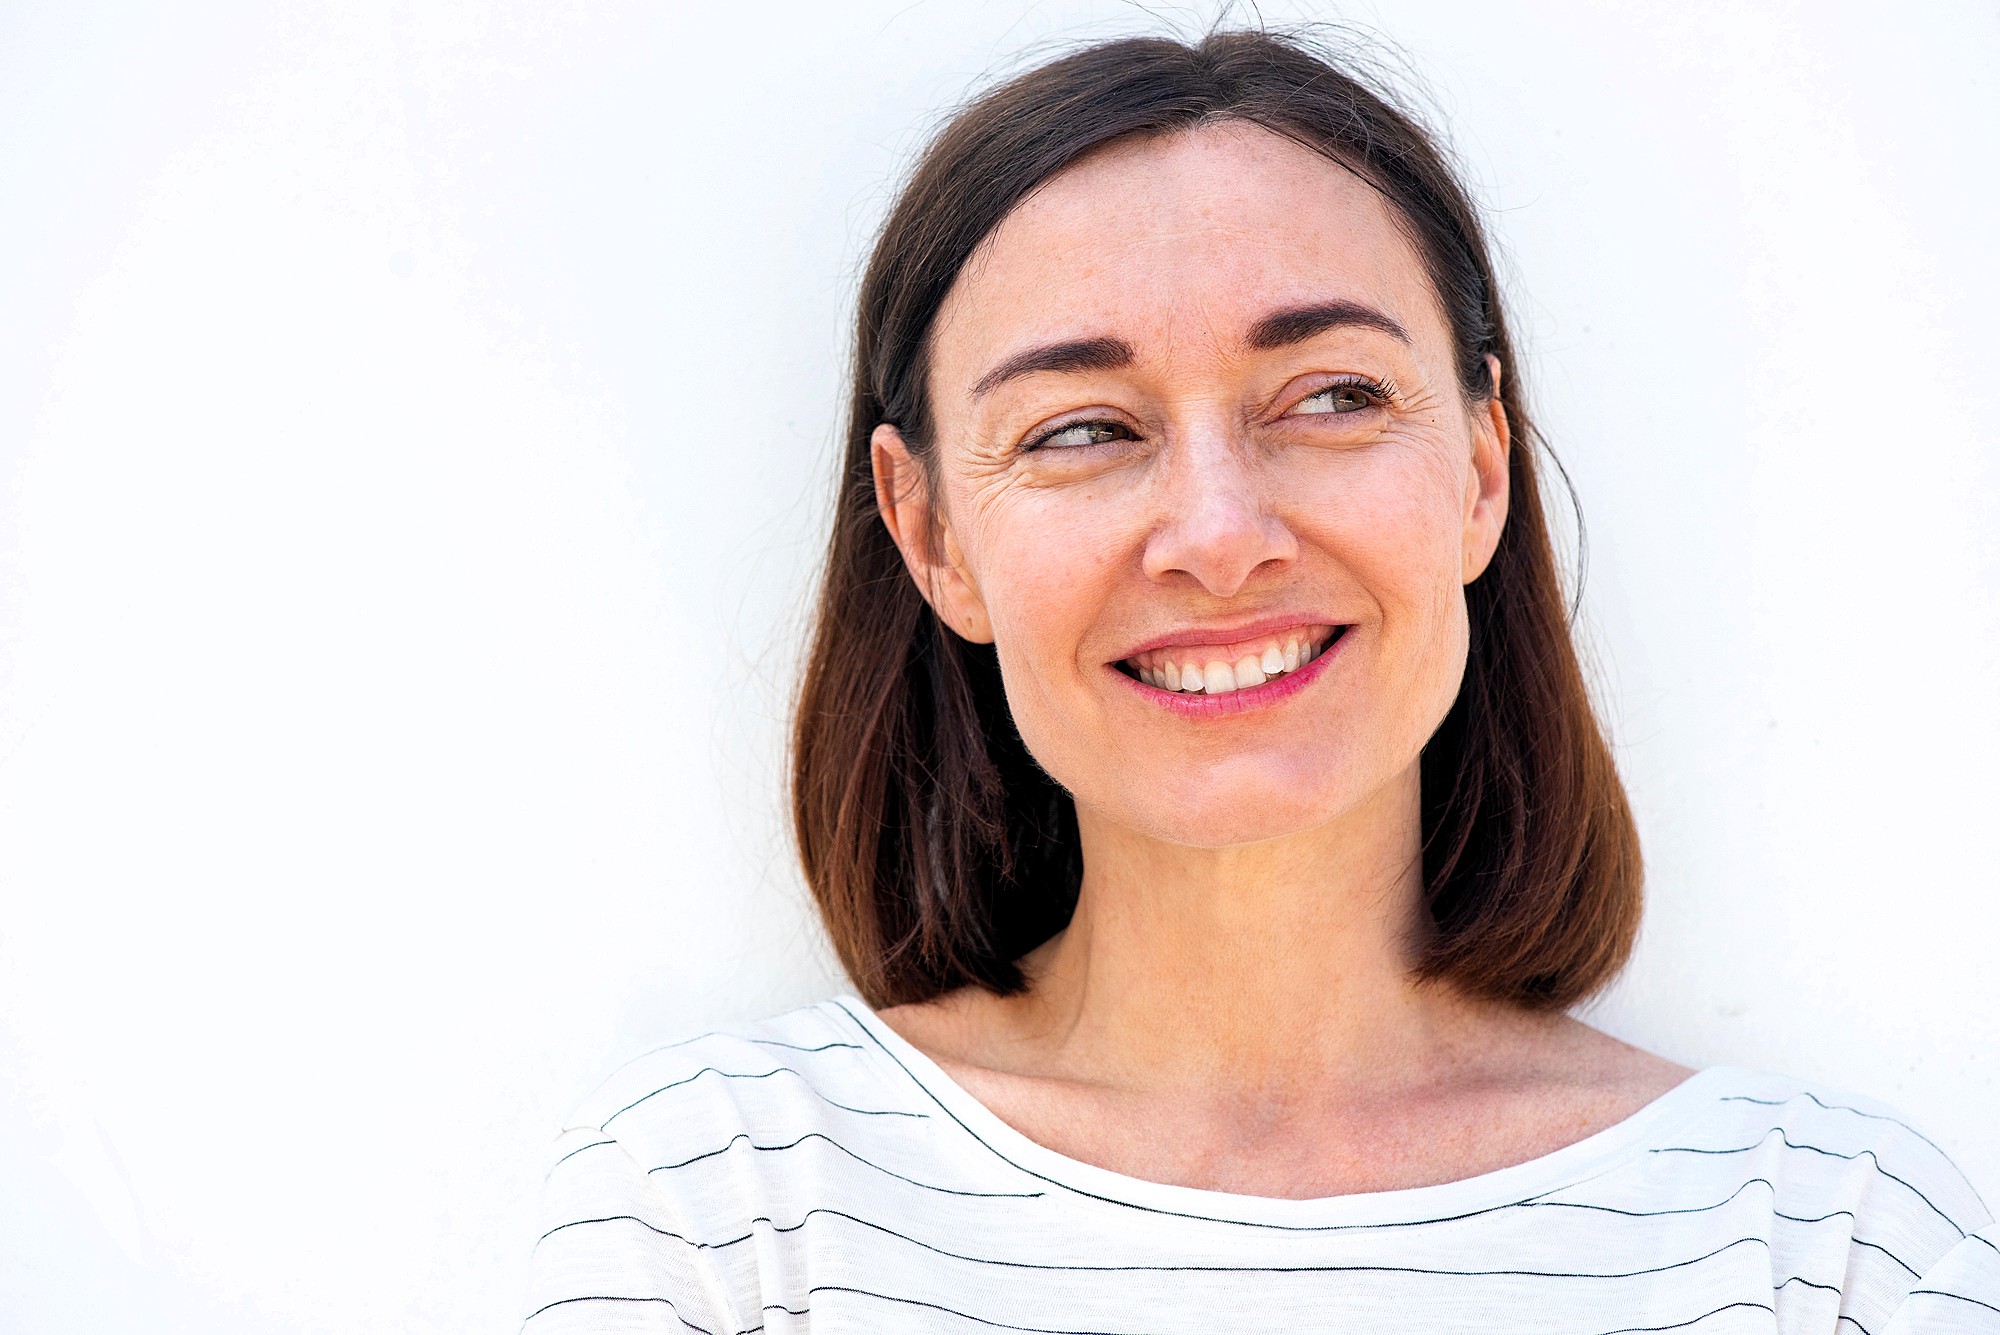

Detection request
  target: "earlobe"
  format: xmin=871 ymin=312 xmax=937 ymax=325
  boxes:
xmin=869 ymin=423 xmax=995 ymax=643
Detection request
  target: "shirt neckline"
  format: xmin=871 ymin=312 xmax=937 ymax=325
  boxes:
xmin=829 ymin=994 xmax=1735 ymax=1229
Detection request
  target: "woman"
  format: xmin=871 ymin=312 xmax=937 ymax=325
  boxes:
xmin=525 ymin=31 xmax=1996 ymax=1333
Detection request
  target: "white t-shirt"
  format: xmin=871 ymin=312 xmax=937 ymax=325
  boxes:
xmin=524 ymin=997 xmax=1998 ymax=1333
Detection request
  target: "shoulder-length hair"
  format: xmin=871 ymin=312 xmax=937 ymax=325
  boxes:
xmin=791 ymin=29 xmax=1642 ymax=1012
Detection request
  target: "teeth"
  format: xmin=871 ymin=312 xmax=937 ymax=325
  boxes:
xmin=1129 ymin=626 xmax=1338 ymax=696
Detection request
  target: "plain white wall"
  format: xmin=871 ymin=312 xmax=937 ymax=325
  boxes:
xmin=1 ymin=1 xmax=1994 ymax=1330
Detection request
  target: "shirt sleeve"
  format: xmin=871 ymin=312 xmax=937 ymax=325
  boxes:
xmin=1884 ymin=1225 xmax=2000 ymax=1334
xmin=522 ymin=1125 xmax=743 ymax=1335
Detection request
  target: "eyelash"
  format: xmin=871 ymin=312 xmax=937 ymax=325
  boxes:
xmin=1024 ymin=418 xmax=1138 ymax=451
xmin=1022 ymin=374 xmax=1397 ymax=452
xmin=1291 ymin=374 xmax=1398 ymax=415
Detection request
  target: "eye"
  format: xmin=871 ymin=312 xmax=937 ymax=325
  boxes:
xmin=1290 ymin=381 xmax=1384 ymax=416
xmin=1029 ymin=419 xmax=1136 ymax=450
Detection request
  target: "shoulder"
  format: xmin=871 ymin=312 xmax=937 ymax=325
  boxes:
xmin=557 ymin=996 xmax=928 ymax=1168
xmin=1657 ymin=1068 xmax=1991 ymax=1273
xmin=1674 ymin=1067 xmax=1986 ymax=1217
xmin=528 ymin=1000 xmax=921 ymax=1330
xmin=1540 ymin=1066 xmax=1994 ymax=1331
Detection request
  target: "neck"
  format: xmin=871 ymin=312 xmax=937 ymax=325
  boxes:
xmin=1008 ymin=761 xmax=1492 ymax=1094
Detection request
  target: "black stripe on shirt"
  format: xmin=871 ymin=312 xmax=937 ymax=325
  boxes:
xmin=542 ymin=1211 xmax=1791 ymax=1284
xmin=1906 ymin=1290 xmax=2000 ymax=1317
xmin=521 ymin=1293 xmax=733 ymax=1334
xmin=600 ymin=1065 xmax=927 ymax=1127
xmin=1649 ymin=1128 xmax=1967 ymax=1236
xmin=1592 ymin=1300 xmax=1777 ymax=1334
xmin=646 ymin=1130 xmax=1045 ymax=1199
xmin=1719 ymin=1092 xmax=1960 ymax=1166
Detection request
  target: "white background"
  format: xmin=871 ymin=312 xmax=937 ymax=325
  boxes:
xmin=2 ymin=2 xmax=1995 ymax=1330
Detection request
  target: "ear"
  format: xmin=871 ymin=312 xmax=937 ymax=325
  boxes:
xmin=871 ymin=423 xmax=995 ymax=643
xmin=1461 ymin=355 xmax=1512 ymax=585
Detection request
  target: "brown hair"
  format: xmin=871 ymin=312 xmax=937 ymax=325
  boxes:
xmin=791 ymin=28 xmax=1641 ymax=1011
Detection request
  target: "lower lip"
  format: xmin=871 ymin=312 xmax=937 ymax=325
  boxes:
xmin=1113 ymin=628 xmax=1348 ymax=718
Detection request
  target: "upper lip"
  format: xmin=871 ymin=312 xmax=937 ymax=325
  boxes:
xmin=1113 ymin=615 xmax=1348 ymax=661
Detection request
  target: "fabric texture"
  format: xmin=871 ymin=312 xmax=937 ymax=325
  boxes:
xmin=524 ymin=998 xmax=1994 ymax=1334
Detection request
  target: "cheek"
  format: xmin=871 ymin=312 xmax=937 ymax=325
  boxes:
xmin=956 ymin=485 xmax=1131 ymax=688
xmin=1313 ymin=436 xmax=1463 ymax=575
xmin=1308 ymin=445 xmax=1473 ymax=698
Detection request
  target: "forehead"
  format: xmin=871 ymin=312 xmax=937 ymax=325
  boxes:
xmin=932 ymin=122 xmax=1443 ymax=377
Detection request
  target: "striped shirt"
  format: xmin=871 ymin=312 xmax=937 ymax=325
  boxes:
xmin=525 ymin=997 xmax=1999 ymax=1333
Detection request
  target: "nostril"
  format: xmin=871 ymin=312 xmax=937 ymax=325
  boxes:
xmin=1140 ymin=508 xmax=1299 ymax=598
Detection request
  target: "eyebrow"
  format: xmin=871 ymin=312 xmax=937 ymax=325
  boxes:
xmin=1246 ymin=299 xmax=1410 ymax=350
xmin=970 ymin=337 xmax=1135 ymax=397
xmin=966 ymin=300 xmax=1408 ymax=399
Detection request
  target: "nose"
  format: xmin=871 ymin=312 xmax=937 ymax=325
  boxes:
xmin=1140 ymin=426 xmax=1297 ymax=598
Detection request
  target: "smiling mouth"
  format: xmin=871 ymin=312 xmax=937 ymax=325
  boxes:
xmin=1117 ymin=624 xmax=1345 ymax=696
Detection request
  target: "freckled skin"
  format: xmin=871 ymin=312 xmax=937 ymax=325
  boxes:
xmin=890 ymin=124 xmax=1507 ymax=848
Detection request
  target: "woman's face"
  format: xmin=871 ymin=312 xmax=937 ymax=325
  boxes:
xmin=876 ymin=122 xmax=1509 ymax=850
